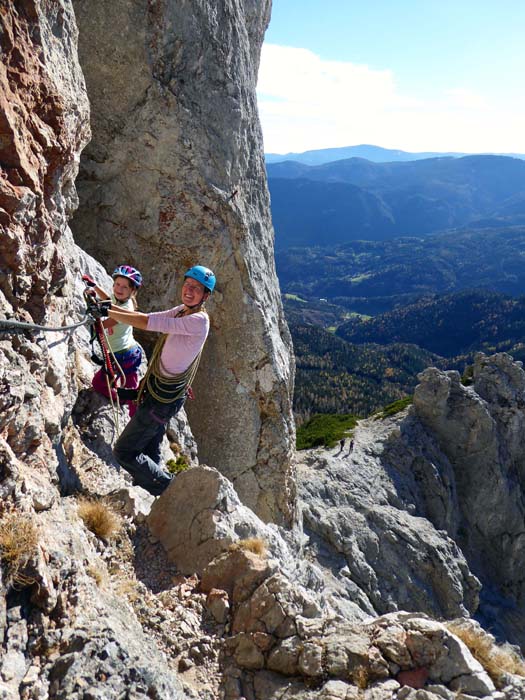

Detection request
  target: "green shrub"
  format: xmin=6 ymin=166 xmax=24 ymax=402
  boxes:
xmin=166 ymin=455 xmax=190 ymax=474
xmin=296 ymin=413 xmax=358 ymax=450
xmin=374 ymin=396 xmax=412 ymax=420
xmin=461 ymin=364 xmax=474 ymax=386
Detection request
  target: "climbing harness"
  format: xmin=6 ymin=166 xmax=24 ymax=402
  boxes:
xmin=137 ymin=309 xmax=201 ymax=406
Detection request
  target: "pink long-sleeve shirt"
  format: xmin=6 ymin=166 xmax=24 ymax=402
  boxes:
xmin=146 ymin=305 xmax=209 ymax=376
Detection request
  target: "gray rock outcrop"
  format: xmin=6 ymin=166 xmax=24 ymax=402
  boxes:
xmin=0 ymin=501 xmax=188 ymax=700
xmin=0 ymin=3 xmax=206 ymax=697
xmin=413 ymin=354 xmax=525 ymax=644
xmin=146 ymin=464 xmax=370 ymax=624
xmin=71 ymin=0 xmax=296 ymax=527
xmin=143 ymin=464 xmax=525 ymax=700
xmin=296 ymin=420 xmax=481 ymax=623
xmin=296 ymin=353 xmax=525 ymax=649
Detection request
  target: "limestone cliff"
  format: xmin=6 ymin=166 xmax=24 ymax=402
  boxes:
xmin=297 ymin=353 xmax=525 ymax=649
xmin=71 ymin=0 xmax=296 ymax=527
xmin=0 ymin=0 xmax=90 ymax=490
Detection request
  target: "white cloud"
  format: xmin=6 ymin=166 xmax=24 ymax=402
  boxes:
xmin=444 ymin=88 xmax=489 ymax=111
xmin=257 ymin=44 xmax=525 ymax=155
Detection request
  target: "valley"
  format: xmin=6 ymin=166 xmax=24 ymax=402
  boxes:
xmin=270 ymin=153 xmax=525 ymax=423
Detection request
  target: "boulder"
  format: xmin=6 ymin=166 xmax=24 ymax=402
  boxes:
xmin=147 ymin=465 xmax=270 ymax=574
xmin=201 ymin=548 xmax=272 ymax=603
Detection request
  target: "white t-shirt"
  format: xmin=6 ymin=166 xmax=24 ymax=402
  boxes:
xmin=106 ymin=296 xmax=135 ymax=352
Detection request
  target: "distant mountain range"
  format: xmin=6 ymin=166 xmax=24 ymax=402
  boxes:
xmin=270 ymin=146 xmax=525 ymax=419
xmin=268 ymin=154 xmax=525 ymax=248
xmin=265 ymin=143 xmax=525 ymax=166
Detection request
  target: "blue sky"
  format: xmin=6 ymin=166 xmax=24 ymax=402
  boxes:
xmin=257 ymin=1 xmax=525 ymax=154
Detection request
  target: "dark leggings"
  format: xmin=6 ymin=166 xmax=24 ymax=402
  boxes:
xmin=113 ymin=393 xmax=185 ymax=496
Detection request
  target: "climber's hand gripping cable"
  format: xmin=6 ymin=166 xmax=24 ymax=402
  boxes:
xmin=82 ymin=284 xmax=117 ymax=386
xmin=81 ymin=274 xmax=97 ymax=288
xmin=83 ymin=289 xmax=111 ymax=319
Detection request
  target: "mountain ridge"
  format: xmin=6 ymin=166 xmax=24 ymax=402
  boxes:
xmin=266 ymin=142 xmax=525 ymax=166
xmin=268 ymin=155 xmax=525 ymax=247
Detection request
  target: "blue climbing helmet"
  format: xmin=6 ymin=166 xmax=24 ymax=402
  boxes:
xmin=184 ymin=265 xmax=216 ymax=293
xmin=112 ymin=264 xmax=143 ymax=288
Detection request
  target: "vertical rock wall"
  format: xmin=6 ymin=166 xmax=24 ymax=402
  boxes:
xmin=71 ymin=0 xmax=297 ymax=525
xmin=412 ymin=355 xmax=525 ymax=643
xmin=0 ymin=0 xmax=90 ymax=474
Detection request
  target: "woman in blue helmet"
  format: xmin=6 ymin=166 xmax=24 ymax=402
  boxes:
xmin=105 ymin=265 xmax=216 ymax=496
xmin=82 ymin=264 xmax=144 ymax=417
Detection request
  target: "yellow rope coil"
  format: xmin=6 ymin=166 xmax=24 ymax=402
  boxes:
xmin=137 ymin=334 xmax=202 ymax=405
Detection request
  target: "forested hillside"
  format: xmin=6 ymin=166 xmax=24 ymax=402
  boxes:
xmin=291 ymin=323 xmax=440 ymax=421
xmin=287 ymin=285 xmax=525 ymax=419
xmin=280 ymin=228 xmax=525 ymax=419
xmin=271 ymin=160 xmax=525 ymax=421
xmin=277 ymin=226 xmax=525 ymax=315
xmin=336 ymin=289 xmax=525 ymax=357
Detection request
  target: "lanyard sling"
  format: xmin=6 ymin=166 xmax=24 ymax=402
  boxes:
xmin=137 ymin=309 xmax=203 ymax=405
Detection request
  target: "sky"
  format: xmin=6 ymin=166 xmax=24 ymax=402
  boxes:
xmin=257 ymin=0 xmax=525 ymax=155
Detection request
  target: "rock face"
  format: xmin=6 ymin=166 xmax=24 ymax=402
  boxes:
xmin=0 ymin=1 xmax=90 ymax=320
xmin=147 ymin=464 xmax=366 ymax=622
xmin=145 ymin=465 xmax=525 ymax=700
xmin=296 ymin=419 xmax=481 ymax=625
xmin=413 ymin=353 xmax=525 ymax=644
xmin=0 ymin=4 xmax=194 ymax=698
xmin=0 ymin=0 xmax=90 ymax=484
xmin=0 ymin=501 xmax=188 ymax=700
xmin=71 ymin=0 xmax=296 ymax=527
xmin=297 ymin=353 xmax=525 ymax=649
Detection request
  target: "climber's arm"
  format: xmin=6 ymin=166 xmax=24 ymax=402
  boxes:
xmin=107 ymin=307 xmax=149 ymax=330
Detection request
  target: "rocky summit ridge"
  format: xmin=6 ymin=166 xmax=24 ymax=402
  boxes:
xmin=1 ymin=2 xmax=525 ymax=700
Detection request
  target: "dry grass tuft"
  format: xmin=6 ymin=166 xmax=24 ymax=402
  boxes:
xmin=113 ymin=578 xmax=141 ymax=603
xmin=447 ymin=621 xmax=525 ymax=683
xmin=78 ymin=498 xmax=121 ymax=541
xmin=229 ymin=537 xmax=268 ymax=557
xmin=86 ymin=564 xmax=107 ymax=587
xmin=352 ymin=664 xmax=370 ymax=690
xmin=0 ymin=512 xmax=39 ymax=587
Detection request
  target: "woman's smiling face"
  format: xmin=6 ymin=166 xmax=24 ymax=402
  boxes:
xmin=182 ymin=277 xmax=207 ymax=307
